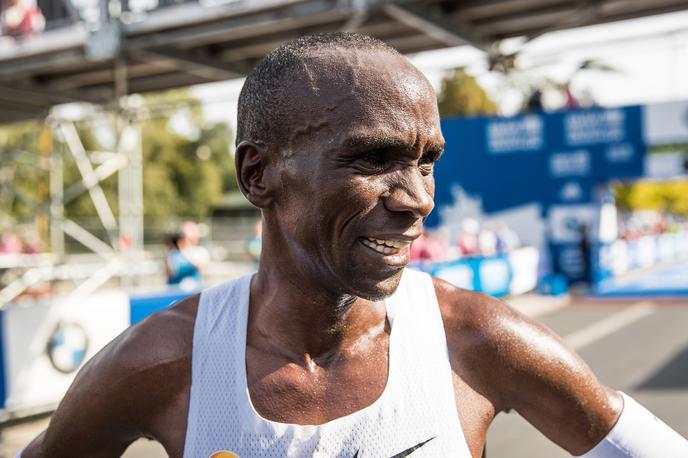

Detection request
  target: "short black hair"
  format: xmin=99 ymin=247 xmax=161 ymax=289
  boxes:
xmin=236 ymin=32 xmax=400 ymax=147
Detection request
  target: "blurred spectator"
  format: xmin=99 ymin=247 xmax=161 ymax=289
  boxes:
xmin=0 ymin=231 xmax=22 ymax=254
xmin=411 ymin=220 xmax=524 ymax=263
xmin=478 ymin=224 xmax=497 ymax=257
xmin=578 ymin=223 xmax=591 ymax=283
xmin=457 ymin=218 xmax=480 ymax=256
xmin=180 ymin=220 xmax=210 ymax=274
xmin=564 ymin=83 xmax=580 ymax=109
xmin=164 ymin=232 xmax=201 ymax=290
xmin=410 ymin=230 xmax=445 ymax=262
xmin=617 ymin=212 xmax=686 ymax=241
xmin=162 ymin=221 xmax=210 ymax=290
xmin=21 ymin=230 xmax=42 ymax=254
xmin=496 ymin=223 xmax=521 ymax=253
xmin=1 ymin=0 xmax=45 ymax=39
xmin=526 ymin=89 xmax=543 ymax=113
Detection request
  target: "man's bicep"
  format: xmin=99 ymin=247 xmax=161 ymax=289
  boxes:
xmin=482 ymin=304 xmax=622 ymax=455
xmin=435 ymin=281 xmax=622 ymax=455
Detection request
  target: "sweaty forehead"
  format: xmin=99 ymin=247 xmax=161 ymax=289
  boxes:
xmin=282 ymin=48 xmax=440 ymax=150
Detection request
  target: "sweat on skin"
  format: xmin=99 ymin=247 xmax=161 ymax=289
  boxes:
xmin=24 ymin=35 xmax=681 ymax=458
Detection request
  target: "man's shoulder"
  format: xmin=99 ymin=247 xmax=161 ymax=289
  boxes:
xmin=32 ymin=295 xmax=201 ymax=455
xmin=75 ymin=293 xmax=199 ymax=414
xmin=431 ymin=276 xmax=518 ymax=367
xmin=431 ymin=276 xmax=519 ymax=340
xmin=76 ymin=293 xmax=199 ymax=402
xmin=430 ymin=277 xmax=554 ymax=411
xmin=125 ymin=293 xmax=199 ymax=367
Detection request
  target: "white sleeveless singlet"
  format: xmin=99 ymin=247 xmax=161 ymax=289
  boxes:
xmin=183 ymin=269 xmax=472 ymax=458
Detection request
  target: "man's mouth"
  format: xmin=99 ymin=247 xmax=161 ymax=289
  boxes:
xmin=359 ymin=236 xmax=411 ymax=255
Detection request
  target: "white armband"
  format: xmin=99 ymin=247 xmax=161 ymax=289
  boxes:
xmin=579 ymin=392 xmax=688 ymax=457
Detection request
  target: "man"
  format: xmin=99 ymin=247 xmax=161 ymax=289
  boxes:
xmin=179 ymin=220 xmax=210 ymax=275
xmin=164 ymin=221 xmax=210 ymax=289
xmin=23 ymin=33 xmax=687 ymax=457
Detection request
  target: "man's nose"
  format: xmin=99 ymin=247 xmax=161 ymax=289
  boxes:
xmin=382 ymin=169 xmax=434 ymax=219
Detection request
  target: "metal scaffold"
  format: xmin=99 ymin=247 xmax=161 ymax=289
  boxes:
xmin=0 ymin=99 xmax=155 ymax=311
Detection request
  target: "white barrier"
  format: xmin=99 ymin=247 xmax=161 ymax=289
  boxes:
xmin=0 ymin=291 xmax=130 ymax=419
xmin=595 ymin=232 xmax=688 ymax=284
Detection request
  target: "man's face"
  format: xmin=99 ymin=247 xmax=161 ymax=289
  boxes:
xmin=269 ymin=48 xmax=444 ymax=300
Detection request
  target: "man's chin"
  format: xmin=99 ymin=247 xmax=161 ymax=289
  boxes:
xmin=350 ymin=268 xmax=405 ymax=301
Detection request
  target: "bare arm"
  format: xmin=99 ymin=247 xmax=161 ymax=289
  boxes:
xmin=22 ymin=296 xmax=197 ymax=457
xmin=435 ymin=278 xmax=622 ymax=456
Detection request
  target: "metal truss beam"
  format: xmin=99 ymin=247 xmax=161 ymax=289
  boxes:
xmin=0 ymin=49 xmax=86 ymax=79
xmin=62 ymin=154 xmax=127 ymax=204
xmin=127 ymin=1 xmax=353 ymax=50
xmin=382 ymin=2 xmax=491 ymax=51
xmin=116 ymin=118 xmax=143 ymax=255
xmin=128 ymin=48 xmax=247 ymax=81
xmin=124 ymin=0 xmax=311 ymax=36
xmin=59 ymin=121 xmax=119 ymax=246
xmin=62 ymin=219 xmax=116 ymax=258
xmin=0 ymin=83 xmax=103 ymax=106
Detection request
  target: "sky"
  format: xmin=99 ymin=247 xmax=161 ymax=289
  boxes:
xmin=190 ymin=10 xmax=688 ymax=131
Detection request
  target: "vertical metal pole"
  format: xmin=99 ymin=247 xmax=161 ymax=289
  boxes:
xmin=114 ymin=58 xmax=128 ymax=100
xmin=50 ymin=124 xmax=64 ymax=257
xmin=130 ymin=119 xmax=143 ymax=255
xmin=118 ymin=116 xmax=143 ymax=251
xmin=117 ymin=104 xmax=144 ymax=286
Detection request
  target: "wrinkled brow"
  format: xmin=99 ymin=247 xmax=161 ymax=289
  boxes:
xmin=341 ymin=136 xmax=415 ymax=153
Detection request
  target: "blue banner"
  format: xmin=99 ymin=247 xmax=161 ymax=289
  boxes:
xmin=430 ymin=105 xmax=646 ymax=282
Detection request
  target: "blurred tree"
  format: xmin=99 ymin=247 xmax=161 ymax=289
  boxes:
xmin=0 ymin=88 xmax=236 ymax=233
xmin=437 ymin=68 xmax=498 ymax=118
xmin=0 ymin=122 xmax=49 ymax=225
xmin=615 ymin=180 xmax=688 ymax=216
xmin=141 ymin=112 xmax=235 ymax=220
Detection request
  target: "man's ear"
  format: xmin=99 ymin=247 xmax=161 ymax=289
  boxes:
xmin=235 ymin=140 xmax=273 ymax=208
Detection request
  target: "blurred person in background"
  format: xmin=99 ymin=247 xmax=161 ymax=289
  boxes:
xmin=164 ymin=231 xmax=202 ymax=290
xmin=179 ymin=220 xmax=210 ymax=274
xmin=0 ymin=230 xmax=22 ymax=254
xmin=478 ymin=223 xmax=497 ymax=257
xmin=496 ymin=222 xmax=521 ymax=253
xmin=0 ymin=0 xmax=44 ymax=40
xmin=409 ymin=229 xmax=444 ymax=262
xmin=458 ymin=217 xmax=480 ymax=256
xmin=578 ymin=222 xmax=592 ymax=284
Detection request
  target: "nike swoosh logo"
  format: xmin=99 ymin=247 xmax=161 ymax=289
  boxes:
xmin=352 ymin=436 xmax=436 ymax=458
xmin=389 ymin=436 xmax=436 ymax=457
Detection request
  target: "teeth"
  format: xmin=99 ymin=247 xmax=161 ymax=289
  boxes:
xmin=366 ymin=237 xmax=407 ymax=248
xmin=361 ymin=237 xmax=410 ymax=255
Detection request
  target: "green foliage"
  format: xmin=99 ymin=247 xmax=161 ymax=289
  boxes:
xmin=615 ymin=180 xmax=688 ymax=215
xmin=650 ymin=144 xmax=688 ymax=155
xmin=0 ymin=122 xmax=48 ymax=225
xmin=141 ymin=115 xmax=235 ymax=220
xmin=437 ymin=68 xmax=498 ymax=118
xmin=0 ymin=89 xmax=236 ymax=228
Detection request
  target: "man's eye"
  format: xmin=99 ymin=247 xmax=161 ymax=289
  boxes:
xmin=359 ymin=151 xmax=386 ymax=171
xmin=418 ymin=151 xmax=441 ymax=175
xmin=419 ymin=163 xmax=434 ymax=175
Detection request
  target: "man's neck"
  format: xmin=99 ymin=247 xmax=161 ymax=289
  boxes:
xmin=248 ymin=264 xmax=387 ymax=366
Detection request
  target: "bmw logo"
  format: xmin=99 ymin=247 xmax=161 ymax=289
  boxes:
xmin=46 ymin=322 xmax=90 ymax=374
